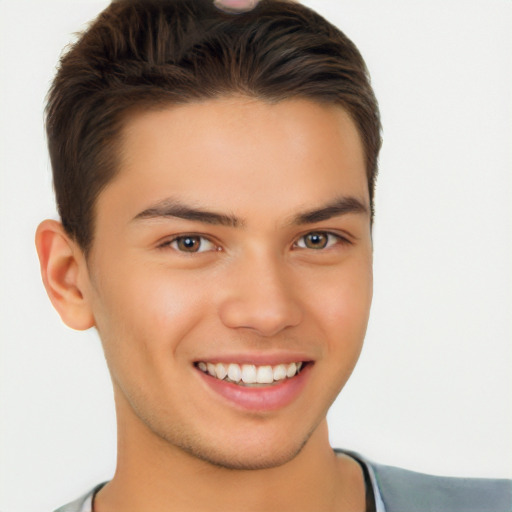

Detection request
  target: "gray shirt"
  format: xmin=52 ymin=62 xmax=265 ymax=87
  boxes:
xmin=54 ymin=451 xmax=512 ymax=512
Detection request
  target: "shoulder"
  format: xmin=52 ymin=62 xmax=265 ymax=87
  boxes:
xmin=53 ymin=483 xmax=107 ymax=512
xmin=369 ymin=460 xmax=512 ymax=512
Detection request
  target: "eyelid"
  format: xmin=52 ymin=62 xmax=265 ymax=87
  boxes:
xmin=158 ymin=233 xmax=220 ymax=253
xmin=155 ymin=230 xmax=352 ymax=253
xmin=293 ymin=230 xmax=352 ymax=249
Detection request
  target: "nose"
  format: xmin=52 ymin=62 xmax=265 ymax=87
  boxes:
xmin=217 ymin=251 xmax=303 ymax=337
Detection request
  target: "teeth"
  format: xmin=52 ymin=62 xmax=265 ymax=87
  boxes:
xmin=273 ymin=364 xmax=287 ymax=381
xmin=286 ymin=362 xmax=297 ymax=378
xmin=215 ymin=363 xmax=227 ymax=380
xmin=241 ymin=364 xmax=257 ymax=384
xmin=207 ymin=362 xmax=216 ymax=377
xmin=227 ymin=363 xmax=242 ymax=383
xmin=197 ymin=361 xmax=305 ymax=385
xmin=256 ymin=365 xmax=274 ymax=384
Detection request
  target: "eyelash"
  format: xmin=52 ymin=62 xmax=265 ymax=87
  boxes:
xmin=158 ymin=235 xmax=219 ymax=253
xmin=158 ymin=231 xmax=351 ymax=254
xmin=293 ymin=231 xmax=351 ymax=250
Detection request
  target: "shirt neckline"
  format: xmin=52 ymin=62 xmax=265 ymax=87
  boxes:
xmin=83 ymin=450 xmax=386 ymax=512
xmin=334 ymin=448 xmax=386 ymax=512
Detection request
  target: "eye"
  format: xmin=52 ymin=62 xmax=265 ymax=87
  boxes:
xmin=294 ymin=231 xmax=345 ymax=250
xmin=165 ymin=235 xmax=218 ymax=253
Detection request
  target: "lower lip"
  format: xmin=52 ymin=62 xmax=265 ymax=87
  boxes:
xmin=197 ymin=364 xmax=312 ymax=412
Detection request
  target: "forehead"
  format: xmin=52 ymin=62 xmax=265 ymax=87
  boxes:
xmin=101 ymin=97 xmax=368 ymax=223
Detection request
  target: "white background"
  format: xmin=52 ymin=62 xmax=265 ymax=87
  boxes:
xmin=0 ymin=1 xmax=511 ymax=511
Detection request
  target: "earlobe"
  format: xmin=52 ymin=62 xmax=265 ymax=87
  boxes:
xmin=35 ymin=220 xmax=95 ymax=330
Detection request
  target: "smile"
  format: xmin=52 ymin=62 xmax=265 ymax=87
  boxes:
xmin=195 ymin=359 xmax=313 ymax=411
xmin=196 ymin=361 xmax=304 ymax=386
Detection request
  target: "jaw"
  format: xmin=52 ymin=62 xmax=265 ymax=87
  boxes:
xmin=110 ymin=357 xmax=338 ymax=472
xmin=97 ymin=413 xmax=354 ymax=512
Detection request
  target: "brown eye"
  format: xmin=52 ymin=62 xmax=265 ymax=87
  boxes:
xmin=170 ymin=235 xmax=216 ymax=253
xmin=303 ymin=232 xmax=328 ymax=249
xmin=295 ymin=232 xmax=342 ymax=250
xmin=176 ymin=236 xmax=200 ymax=252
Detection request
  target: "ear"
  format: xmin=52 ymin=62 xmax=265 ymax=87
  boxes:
xmin=35 ymin=220 xmax=95 ymax=330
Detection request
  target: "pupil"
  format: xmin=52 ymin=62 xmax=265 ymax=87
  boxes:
xmin=307 ymin=232 xmax=327 ymax=249
xmin=179 ymin=237 xmax=199 ymax=251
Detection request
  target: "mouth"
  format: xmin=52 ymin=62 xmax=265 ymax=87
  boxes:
xmin=194 ymin=354 xmax=315 ymax=414
xmin=195 ymin=361 xmax=306 ymax=387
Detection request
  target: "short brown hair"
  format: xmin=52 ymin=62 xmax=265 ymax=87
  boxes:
xmin=46 ymin=0 xmax=381 ymax=254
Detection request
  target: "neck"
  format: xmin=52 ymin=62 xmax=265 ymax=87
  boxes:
xmin=95 ymin=395 xmax=365 ymax=512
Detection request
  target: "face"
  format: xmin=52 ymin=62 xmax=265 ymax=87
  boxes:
xmin=82 ymin=97 xmax=373 ymax=470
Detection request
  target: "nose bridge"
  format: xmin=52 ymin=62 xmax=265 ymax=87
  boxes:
xmin=217 ymin=247 xmax=302 ymax=336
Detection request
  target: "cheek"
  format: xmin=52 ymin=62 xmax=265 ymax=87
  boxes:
xmin=90 ymin=263 xmax=210 ymax=357
xmin=308 ymin=259 xmax=373 ymax=348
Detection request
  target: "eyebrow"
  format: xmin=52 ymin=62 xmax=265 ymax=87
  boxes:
xmin=132 ymin=195 xmax=368 ymax=228
xmin=133 ymin=198 xmax=241 ymax=227
xmin=291 ymin=196 xmax=369 ymax=225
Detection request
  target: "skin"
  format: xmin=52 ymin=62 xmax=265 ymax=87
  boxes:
xmin=36 ymin=97 xmax=373 ymax=511
xmin=214 ymin=0 xmax=296 ymax=13
xmin=214 ymin=0 xmax=259 ymax=12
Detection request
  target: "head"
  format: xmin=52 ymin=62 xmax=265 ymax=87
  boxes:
xmin=45 ymin=0 xmax=380 ymax=256
xmin=38 ymin=0 xmax=381 ymax=471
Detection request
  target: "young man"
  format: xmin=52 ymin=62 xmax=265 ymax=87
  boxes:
xmin=35 ymin=0 xmax=511 ymax=510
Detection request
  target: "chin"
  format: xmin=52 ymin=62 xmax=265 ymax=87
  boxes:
xmin=181 ymin=437 xmax=310 ymax=471
xmin=164 ymin=421 xmax=317 ymax=471
xmin=122 ymin=385 xmax=323 ymax=471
